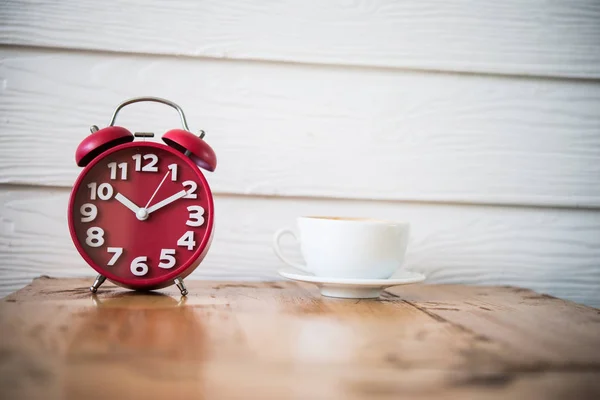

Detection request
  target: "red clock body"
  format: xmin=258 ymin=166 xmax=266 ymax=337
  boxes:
xmin=68 ymin=141 xmax=214 ymax=290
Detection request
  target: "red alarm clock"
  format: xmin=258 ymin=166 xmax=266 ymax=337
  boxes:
xmin=68 ymin=97 xmax=217 ymax=296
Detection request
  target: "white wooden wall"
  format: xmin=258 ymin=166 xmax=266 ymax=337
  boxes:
xmin=1 ymin=0 xmax=599 ymax=306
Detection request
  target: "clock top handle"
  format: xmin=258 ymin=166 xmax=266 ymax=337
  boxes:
xmin=108 ymin=96 xmax=201 ymax=137
xmin=76 ymin=96 xmax=216 ymax=171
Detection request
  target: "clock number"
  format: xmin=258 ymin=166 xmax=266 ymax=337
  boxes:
xmin=182 ymin=180 xmax=198 ymax=199
xmin=132 ymin=154 xmax=159 ymax=172
xmin=85 ymin=227 xmax=105 ymax=248
xmin=168 ymin=164 xmax=178 ymax=181
xmin=132 ymin=154 xmax=141 ymax=171
xmin=107 ymin=247 xmax=123 ymax=266
xmin=108 ymin=162 xmax=128 ymax=180
xmin=80 ymin=203 xmax=97 ymax=222
xmin=177 ymin=231 xmax=196 ymax=251
xmin=97 ymin=183 xmax=113 ymax=200
xmin=87 ymin=182 xmax=113 ymax=200
xmin=158 ymin=249 xmax=176 ymax=269
xmin=186 ymin=205 xmax=205 ymax=227
xmin=130 ymin=256 xmax=149 ymax=276
xmin=87 ymin=182 xmax=97 ymax=200
xmin=142 ymin=154 xmax=158 ymax=172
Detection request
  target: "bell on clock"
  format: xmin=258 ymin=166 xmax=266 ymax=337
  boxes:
xmin=68 ymin=97 xmax=217 ymax=296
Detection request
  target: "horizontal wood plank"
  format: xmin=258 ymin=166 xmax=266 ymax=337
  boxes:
xmin=1 ymin=279 xmax=599 ymax=399
xmin=1 ymin=0 xmax=599 ymax=78
xmin=1 ymin=187 xmax=599 ymax=307
xmin=1 ymin=48 xmax=600 ymax=207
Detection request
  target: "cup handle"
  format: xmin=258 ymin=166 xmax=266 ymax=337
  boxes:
xmin=272 ymin=228 xmax=310 ymax=273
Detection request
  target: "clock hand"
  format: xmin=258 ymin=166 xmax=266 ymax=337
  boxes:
xmin=146 ymin=190 xmax=188 ymax=214
xmin=115 ymin=193 xmax=141 ymax=214
xmin=144 ymin=170 xmax=171 ymax=209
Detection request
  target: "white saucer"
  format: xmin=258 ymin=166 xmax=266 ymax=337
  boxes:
xmin=278 ymin=268 xmax=426 ymax=299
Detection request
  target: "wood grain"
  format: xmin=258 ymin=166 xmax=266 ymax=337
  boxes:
xmin=0 ymin=278 xmax=599 ymax=399
xmin=1 ymin=0 xmax=599 ymax=78
xmin=1 ymin=48 xmax=600 ymax=207
xmin=1 ymin=187 xmax=600 ymax=307
xmin=392 ymin=285 xmax=600 ymax=366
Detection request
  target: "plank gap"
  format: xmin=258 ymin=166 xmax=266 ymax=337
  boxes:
xmin=2 ymin=182 xmax=600 ymax=212
xmin=2 ymin=43 xmax=600 ymax=84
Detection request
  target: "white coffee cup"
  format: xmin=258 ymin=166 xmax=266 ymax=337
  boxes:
xmin=272 ymin=216 xmax=410 ymax=279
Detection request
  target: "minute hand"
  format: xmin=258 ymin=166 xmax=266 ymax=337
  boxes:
xmin=146 ymin=190 xmax=188 ymax=214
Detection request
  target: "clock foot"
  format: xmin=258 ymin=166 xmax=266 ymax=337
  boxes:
xmin=174 ymin=277 xmax=188 ymax=296
xmin=90 ymin=274 xmax=106 ymax=293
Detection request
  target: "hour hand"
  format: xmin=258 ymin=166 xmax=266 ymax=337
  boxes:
xmin=115 ymin=193 xmax=141 ymax=214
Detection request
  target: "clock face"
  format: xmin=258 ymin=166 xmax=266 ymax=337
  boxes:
xmin=68 ymin=142 xmax=214 ymax=289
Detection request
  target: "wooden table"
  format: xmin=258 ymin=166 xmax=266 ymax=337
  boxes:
xmin=1 ymin=277 xmax=599 ymax=399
